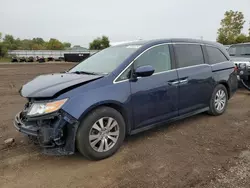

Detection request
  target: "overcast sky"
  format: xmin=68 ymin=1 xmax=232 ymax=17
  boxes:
xmin=1 ymin=0 xmax=250 ymax=47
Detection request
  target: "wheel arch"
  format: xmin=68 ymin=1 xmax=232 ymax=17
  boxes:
xmin=78 ymin=101 xmax=131 ymax=134
xmin=217 ymin=81 xmax=230 ymax=99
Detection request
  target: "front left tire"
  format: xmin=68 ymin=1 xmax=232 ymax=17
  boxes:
xmin=76 ymin=106 xmax=126 ymax=160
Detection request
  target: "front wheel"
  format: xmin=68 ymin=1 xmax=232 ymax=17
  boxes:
xmin=76 ymin=107 xmax=126 ymax=160
xmin=208 ymin=84 xmax=228 ymax=116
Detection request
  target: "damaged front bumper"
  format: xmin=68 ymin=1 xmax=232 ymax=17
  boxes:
xmin=14 ymin=110 xmax=79 ymax=155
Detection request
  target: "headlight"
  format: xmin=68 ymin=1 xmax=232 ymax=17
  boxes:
xmin=27 ymin=98 xmax=68 ymax=116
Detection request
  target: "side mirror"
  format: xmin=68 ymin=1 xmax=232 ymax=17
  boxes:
xmin=134 ymin=65 xmax=155 ymax=77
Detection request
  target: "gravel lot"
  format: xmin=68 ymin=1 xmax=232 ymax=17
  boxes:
xmin=1 ymin=63 xmax=250 ymax=188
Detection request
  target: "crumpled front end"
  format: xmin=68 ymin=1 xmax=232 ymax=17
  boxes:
xmin=14 ymin=102 xmax=79 ymax=155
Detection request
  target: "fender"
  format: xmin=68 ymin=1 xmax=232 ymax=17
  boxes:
xmin=79 ymin=100 xmax=132 ymax=134
xmin=60 ymin=80 xmax=133 ymax=133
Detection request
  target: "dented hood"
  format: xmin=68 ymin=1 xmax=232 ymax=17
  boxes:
xmin=20 ymin=73 xmax=102 ymax=98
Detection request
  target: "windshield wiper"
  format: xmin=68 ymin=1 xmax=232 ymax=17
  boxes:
xmin=241 ymin=53 xmax=250 ymax=55
xmin=70 ymin=71 xmax=99 ymax=75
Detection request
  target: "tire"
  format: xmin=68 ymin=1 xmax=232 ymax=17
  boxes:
xmin=76 ymin=107 xmax=126 ymax=160
xmin=208 ymin=84 xmax=228 ymax=116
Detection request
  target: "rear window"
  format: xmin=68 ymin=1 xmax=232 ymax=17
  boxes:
xmin=206 ymin=46 xmax=228 ymax=64
xmin=174 ymin=44 xmax=204 ymax=68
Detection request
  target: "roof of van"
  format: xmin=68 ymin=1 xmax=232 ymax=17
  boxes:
xmin=114 ymin=38 xmax=223 ymax=48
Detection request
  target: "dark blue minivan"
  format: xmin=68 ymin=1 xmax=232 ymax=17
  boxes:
xmin=14 ymin=39 xmax=238 ymax=160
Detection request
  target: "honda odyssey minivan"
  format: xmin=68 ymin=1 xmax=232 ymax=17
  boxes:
xmin=14 ymin=38 xmax=238 ymax=160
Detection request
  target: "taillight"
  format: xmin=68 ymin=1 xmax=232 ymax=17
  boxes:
xmin=234 ymin=65 xmax=238 ymax=72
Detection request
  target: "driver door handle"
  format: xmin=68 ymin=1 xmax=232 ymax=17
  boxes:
xmin=168 ymin=80 xmax=179 ymax=86
xmin=179 ymin=79 xmax=188 ymax=84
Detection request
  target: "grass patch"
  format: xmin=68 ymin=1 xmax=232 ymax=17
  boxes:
xmin=0 ymin=57 xmax=11 ymax=63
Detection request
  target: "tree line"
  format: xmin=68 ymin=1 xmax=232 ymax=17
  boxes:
xmin=0 ymin=33 xmax=72 ymax=57
xmin=217 ymin=10 xmax=250 ymax=45
xmin=0 ymin=33 xmax=110 ymax=57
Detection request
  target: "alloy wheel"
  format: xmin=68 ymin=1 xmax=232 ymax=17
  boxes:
xmin=89 ymin=117 xmax=120 ymax=152
xmin=214 ymin=89 xmax=226 ymax=112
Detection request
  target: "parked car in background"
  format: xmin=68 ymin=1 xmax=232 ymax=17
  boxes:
xmin=224 ymin=45 xmax=231 ymax=51
xmin=27 ymin=56 xmax=35 ymax=62
xmin=14 ymin=38 xmax=238 ymax=160
xmin=37 ymin=56 xmax=46 ymax=63
xmin=19 ymin=57 xmax=26 ymax=62
xmin=47 ymin=57 xmax=54 ymax=62
xmin=228 ymin=43 xmax=250 ymax=84
xmin=54 ymin=57 xmax=65 ymax=61
xmin=11 ymin=57 xmax=18 ymax=62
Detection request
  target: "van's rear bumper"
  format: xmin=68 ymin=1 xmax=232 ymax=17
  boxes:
xmin=13 ymin=110 xmax=79 ymax=155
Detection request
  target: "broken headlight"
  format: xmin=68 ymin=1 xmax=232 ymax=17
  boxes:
xmin=27 ymin=98 xmax=68 ymax=116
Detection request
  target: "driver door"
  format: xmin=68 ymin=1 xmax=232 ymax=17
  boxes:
xmin=130 ymin=44 xmax=179 ymax=129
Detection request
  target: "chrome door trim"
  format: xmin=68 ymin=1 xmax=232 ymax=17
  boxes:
xmin=177 ymin=63 xmax=210 ymax=70
xmin=112 ymin=42 xmax=217 ymax=84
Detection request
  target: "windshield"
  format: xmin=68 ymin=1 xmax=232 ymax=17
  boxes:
xmin=69 ymin=45 xmax=141 ymax=74
xmin=228 ymin=44 xmax=250 ymax=57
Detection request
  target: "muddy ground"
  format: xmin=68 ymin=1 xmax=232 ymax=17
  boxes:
xmin=1 ymin=63 xmax=250 ymax=188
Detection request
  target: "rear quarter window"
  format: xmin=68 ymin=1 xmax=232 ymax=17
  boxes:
xmin=206 ymin=46 xmax=228 ymax=64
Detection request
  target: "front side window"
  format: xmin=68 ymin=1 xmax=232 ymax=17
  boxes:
xmin=69 ymin=45 xmax=140 ymax=74
xmin=116 ymin=66 xmax=132 ymax=82
xmin=133 ymin=44 xmax=171 ymax=73
xmin=206 ymin=46 xmax=228 ymax=64
xmin=174 ymin=44 xmax=204 ymax=68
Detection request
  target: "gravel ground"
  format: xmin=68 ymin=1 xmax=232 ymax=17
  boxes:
xmin=1 ymin=63 xmax=250 ymax=188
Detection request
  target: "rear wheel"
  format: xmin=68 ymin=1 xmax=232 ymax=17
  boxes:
xmin=76 ymin=107 xmax=125 ymax=160
xmin=208 ymin=84 xmax=228 ymax=116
